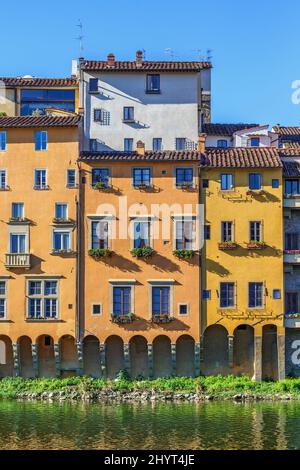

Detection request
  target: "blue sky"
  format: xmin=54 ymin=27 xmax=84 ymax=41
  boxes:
xmin=1 ymin=0 xmax=300 ymax=125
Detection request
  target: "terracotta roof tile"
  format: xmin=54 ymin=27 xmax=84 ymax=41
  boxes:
xmin=81 ymin=61 xmax=211 ymax=73
xmin=202 ymin=147 xmax=282 ymax=168
xmin=279 ymin=146 xmax=300 ymax=157
xmin=283 ymin=161 xmax=300 ymax=177
xmin=273 ymin=126 xmax=300 ymax=136
xmin=202 ymin=123 xmax=259 ymax=136
xmin=0 ymin=115 xmax=80 ymax=128
xmin=79 ymin=150 xmax=202 ymax=162
xmin=0 ymin=77 xmax=78 ymax=87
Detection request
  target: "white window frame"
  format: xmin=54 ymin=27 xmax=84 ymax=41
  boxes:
xmin=109 ymin=280 xmax=136 ymax=317
xmin=52 ymin=228 xmax=72 ymax=252
xmin=91 ymin=303 xmax=102 ymax=316
xmin=148 ymin=280 xmax=175 ymax=320
xmin=0 ymin=169 xmax=7 ymax=190
xmin=172 ymin=215 xmax=197 ymax=250
xmin=0 ymin=280 xmax=7 ymax=320
xmin=129 ymin=215 xmax=154 ymax=250
xmin=0 ymin=131 xmax=7 ymax=152
xmin=66 ymin=169 xmax=77 ymax=188
xmin=26 ymin=279 xmax=59 ymax=320
xmin=34 ymin=168 xmax=48 ymax=190
xmin=55 ymin=203 xmax=68 ymax=220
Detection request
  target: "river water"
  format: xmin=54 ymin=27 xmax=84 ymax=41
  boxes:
xmin=0 ymin=400 xmax=300 ymax=450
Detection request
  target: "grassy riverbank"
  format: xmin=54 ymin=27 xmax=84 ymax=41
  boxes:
xmin=1 ymin=375 xmax=300 ymax=401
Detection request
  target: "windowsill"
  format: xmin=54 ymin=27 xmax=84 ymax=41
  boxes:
xmin=0 ymin=187 xmax=10 ymax=191
xmin=89 ymin=90 xmax=100 ymax=94
xmin=33 ymin=186 xmax=50 ymax=191
xmin=25 ymin=318 xmax=64 ymax=323
xmin=123 ymin=119 xmax=136 ymax=124
xmin=52 ymin=218 xmax=75 ymax=225
xmin=66 ymin=184 xmax=78 ymax=189
xmin=145 ymin=90 xmax=161 ymax=94
xmin=50 ymin=250 xmax=76 ymax=256
xmin=8 ymin=218 xmax=31 ymax=225
xmin=0 ymin=319 xmax=13 ymax=323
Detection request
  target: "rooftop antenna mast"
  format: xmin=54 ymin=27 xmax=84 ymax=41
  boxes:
xmin=164 ymin=48 xmax=175 ymax=60
xmin=76 ymin=20 xmax=84 ymax=56
xmin=206 ymin=48 xmax=213 ymax=62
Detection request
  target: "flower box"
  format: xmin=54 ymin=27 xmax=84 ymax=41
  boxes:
xmin=111 ymin=314 xmax=136 ymax=324
xmin=178 ymin=182 xmax=193 ymax=190
xmin=285 ymin=313 xmax=300 ymax=319
xmin=93 ymin=182 xmax=111 ymax=191
xmin=284 ymin=250 xmax=300 ymax=254
xmin=88 ymin=248 xmax=112 ymax=258
xmin=173 ymin=249 xmax=195 ymax=259
xmin=218 ymin=242 xmax=238 ymax=251
xmin=246 ymin=190 xmax=264 ymax=196
xmin=134 ymin=184 xmax=151 ymax=190
xmin=152 ymin=314 xmax=173 ymax=324
xmin=247 ymin=242 xmax=267 ymax=250
xmin=131 ymin=246 xmax=155 ymax=259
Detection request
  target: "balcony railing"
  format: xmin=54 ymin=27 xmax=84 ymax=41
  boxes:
xmin=285 ymin=313 xmax=300 ymax=328
xmin=152 ymin=314 xmax=173 ymax=324
xmin=284 ymin=250 xmax=300 ymax=264
xmin=5 ymin=253 xmax=31 ymax=269
xmin=283 ymin=194 xmax=300 ymax=208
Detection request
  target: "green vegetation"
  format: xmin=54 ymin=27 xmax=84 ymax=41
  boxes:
xmin=173 ymin=249 xmax=195 ymax=259
xmin=1 ymin=375 xmax=300 ymax=400
xmin=131 ymin=246 xmax=155 ymax=259
xmin=88 ymin=248 xmax=112 ymax=258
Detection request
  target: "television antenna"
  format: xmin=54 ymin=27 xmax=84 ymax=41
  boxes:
xmin=206 ymin=49 xmax=213 ymax=62
xmin=76 ymin=20 xmax=84 ymax=56
xmin=164 ymin=48 xmax=175 ymax=59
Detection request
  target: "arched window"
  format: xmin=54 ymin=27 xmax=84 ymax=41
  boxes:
xmin=217 ymin=139 xmax=228 ymax=148
xmin=0 ymin=340 xmax=6 ymax=365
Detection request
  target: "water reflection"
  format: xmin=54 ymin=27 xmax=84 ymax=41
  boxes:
xmin=0 ymin=401 xmax=300 ymax=450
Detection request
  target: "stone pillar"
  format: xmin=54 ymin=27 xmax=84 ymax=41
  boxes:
xmin=194 ymin=342 xmax=201 ymax=377
xmin=99 ymin=342 xmax=106 ymax=378
xmin=54 ymin=343 xmax=61 ymax=377
xmin=147 ymin=343 xmax=153 ymax=378
xmin=76 ymin=341 xmax=83 ymax=376
xmin=124 ymin=343 xmax=130 ymax=377
xmin=254 ymin=336 xmax=262 ymax=382
xmin=12 ymin=343 xmax=20 ymax=377
xmin=228 ymin=335 xmax=234 ymax=369
xmin=171 ymin=343 xmax=176 ymax=376
xmin=277 ymin=335 xmax=286 ymax=381
xmin=31 ymin=343 xmax=39 ymax=377
xmin=199 ymin=336 xmax=205 ymax=372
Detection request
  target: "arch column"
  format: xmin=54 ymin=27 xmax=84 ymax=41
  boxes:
xmin=124 ymin=343 xmax=130 ymax=376
xmin=99 ymin=342 xmax=106 ymax=378
xmin=254 ymin=335 xmax=262 ymax=382
xmin=54 ymin=342 xmax=61 ymax=377
xmin=194 ymin=342 xmax=201 ymax=376
xmin=147 ymin=343 xmax=153 ymax=378
xmin=76 ymin=341 xmax=83 ymax=376
xmin=277 ymin=333 xmax=286 ymax=381
xmin=31 ymin=343 xmax=39 ymax=377
xmin=171 ymin=343 xmax=176 ymax=375
xmin=12 ymin=343 xmax=20 ymax=377
xmin=228 ymin=335 xmax=234 ymax=369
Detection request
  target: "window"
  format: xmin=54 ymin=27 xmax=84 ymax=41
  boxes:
xmin=123 ymin=107 xmax=134 ymax=122
xmin=202 ymin=179 xmax=209 ymax=188
xmin=35 ymin=131 xmax=47 ymax=151
xmin=53 ymin=230 xmax=70 ymax=252
xmin=146 ymin=74 xmax=160 ymax=93
xmin=286 ymin=292 xmax=298 ymax=314
xmin=285 ymin=233 xmax=299 ymax=251
xmin=92 ymin=304 xmax=102 ymax=316
xmin=285 ymin=179 xmax=299 ymax=195
xmin=113 ymin=286 xmax=131 ymax=316
xmin=91 ymin=220 xmax=109 ymax=249
xmin=34 ymin=169 xmax=47 ymax=189
xmin=90 ymin=139 xmax=98 ymax=152
xmin=273 ymin=289 xmax=281 ymax=300
xmin=21 ymin=89 xmax=75 ymax=115
xmin=250 ymin=221 xmax=262 ymax=242
xmin=272 ymin=179 xmax=279 ymax=189
xmin=249 ymin=173 xmax=262 ymax=190
xmin=175 ymin=219 xmax=194 ymax=250
xmin=12 ymin=203 xmax=24 ymax=219
xmin=221 ymin=222 xmax=233 ymax=242
xmin=10 ymin=234 xmax=26 ymax=254
xmin=221 ymin=174 xmax=233 ymax=191
xmin=27 ymin=280 xmax=58 ymax=319
xmin=0 ymin=281 xmax=7 ymax=319
xmin=220 ymin=282 xmax=235 ymax=308
xmin=249 ymin=282 xmax=263 ymax=308
xmin=92 ymin=168 xmax=110 ymax=187
xmin=133 ymin=168 xmax=151 ymax=187
xmin=55 ymin=203 xmax=68 ymax=220
xmin=249 ymin=137 xmax=260 ymax=147
xmin=176 ymin=138 xmax=186 ymax=151
xmin=178 ymin=304 xmax=189 ymax=316
xmin=153 ymin=138 xmax=162 ymax=151
xmin=0 ymin=132 xmax=6 ymax=151
xmin=152 ymin=286 xmax=170 ymax=316
xmin=124 ymin=138 xmax=133 ymax=152
xmin=217 ymin=139 xmax=228 ymax=148
xmin=89 ymin=78 xmax=99 ymax=93
xmin=0 ymin=170 xmax=7 ymax=189
xmin=133 ymin=221 xmax=150 ymax=248
xmin=204 ymin=225 xmax=211 ymax=240
xmin=67 ymin=169 xmax=76 ymax=188
xmin=94 ymin=109 xmax=103 ymax=122
xmin=175 ymin=168 xmax=193 ymax=187
xmin=202 ymin=290 xmax=211 ymax=300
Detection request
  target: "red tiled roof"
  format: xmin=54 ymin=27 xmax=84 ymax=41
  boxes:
xmin=0 ymin=115 xmax=81 ymax=128
xmin=283 ymin=161 xmax=300 ymax=177
xmin=279 ymin=146 xmax=300 ymax=157
xmin=202 ymin=123 xmax=259 ymax=137
xmin=273 ymin=126 xmax=300 ymax=136
xmin=202 ymin=147 xmax=282 ymax=168
xmin=81 ymin=61 xmax=211 ymax=73
xmin=0 ymin=77 xmax=78 ymax=87
xmin=79 ymin=150 xmax=202 ymax=162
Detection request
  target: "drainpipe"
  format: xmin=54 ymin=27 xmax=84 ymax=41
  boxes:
xmin=76 ymin=160 xmax=84 ymax=342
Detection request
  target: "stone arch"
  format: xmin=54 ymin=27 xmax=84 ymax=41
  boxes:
xmin=0 ymin=335 xmax=13 ymax=377
xmin=105 ymin=335 xmax=124 ymax=379
xmin=59 ymin=335 xmax=79 ymax=377
xmin=262 ymin=325 xmax=278 ymax=381
xmin=18 ymin=336 xmax=34 ymax=378
xmin=37 ymin=335 xmax=56 ymax=378
xmin=176 ymin=335 xmax=195 ymax=377
xmin=83 ymin=335 xmax=101 ymax=378
xmin=233 ymin=325 xmax=254 ymax=377
xmin=153 ymin=335 xmax=172 ymax=378
xmin=129 ymin=336 xmax=148 ymax=378
xmin=202 ymin=325 xmax=229 ymax=376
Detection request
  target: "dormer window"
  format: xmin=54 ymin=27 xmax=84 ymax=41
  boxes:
xmin=249 ymin=137 xmax=260 ymax=147
xmin=89 ymin=78 xmax=99 ymax=94
xmin=146 ymin=74 xmax=160 ymax=94
xmin=285 ymin=179 xmax=299 ymax=195
xmin=217 ymin=139 xmax=228 ymax=148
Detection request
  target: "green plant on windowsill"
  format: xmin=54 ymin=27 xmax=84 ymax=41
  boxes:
xmin=94 ymin=181 xmax=110 ymax=190
xmin=152 ymin=313 xmax=172 ymax=323
xmin=111 ymin=312 xmax=136 ymax=323
xmin=247 ymin=241 xmax=267 ymax=250
xmin=88 ymin=248 xmax=112 ymax=258
xmin=173 ymin=249 xmax=195 ymax=259
xmin=131 ymin=246 xmax=155 ymax=259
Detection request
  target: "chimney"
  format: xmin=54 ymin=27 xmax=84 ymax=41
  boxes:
xmin=136 ymin=50 xmax=143 ymax=65
xmin=136 ymin=140 xmax=145 ymax=156
xmin=197 ymin=134 xmax=207 ymax=153
xmin=107 ymin=53 xmax=115 ymax=66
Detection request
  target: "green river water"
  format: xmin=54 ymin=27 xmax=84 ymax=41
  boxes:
xmin=0 ymin=400 xmax=299 ymax=450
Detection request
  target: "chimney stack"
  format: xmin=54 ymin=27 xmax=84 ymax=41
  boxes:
xmin=197 ymin=134 xmax=207 ymax=153
xmin=107 ymin=53 xmax=115 ymax=66
xmin=136 ymin=50 xmax=143 ymax=65
xmin=136 ymin=140 xmax=145 ymax=156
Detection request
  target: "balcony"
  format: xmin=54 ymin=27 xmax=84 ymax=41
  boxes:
xmin=284 ymin=250 xmax=300 ymax=264
xmin=5 ymin=253 xmax=31 ymax=269
xmin=283 ymin=194 xmax=300 ymax=209
xmin=285 ymin=313 xmax=300 ymax=328
xmin=152 ymin=314 xmax=173 ymax=324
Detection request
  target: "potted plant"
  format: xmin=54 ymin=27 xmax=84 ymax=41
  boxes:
xmin=173 ymin=249 xmax=195 ymax=259
xmin=178 ymin=182 xmax=193 ymax=190
xmin=247 ymin=241 xmax=267 ymax=250
xmin=111 ymin=312 xmax=136 ymax=323
xmin=88 ymin=248 xmax=112 ymax=258
xmin=152 ymin=313 xmax=172 ymax=323
xmin=94 ymin=181 xmax=110 ymax=190
xmin=131 ymin=246 xmax=155 ymax=259
xmin=218 ymin=241 xmax=238 ymax=250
